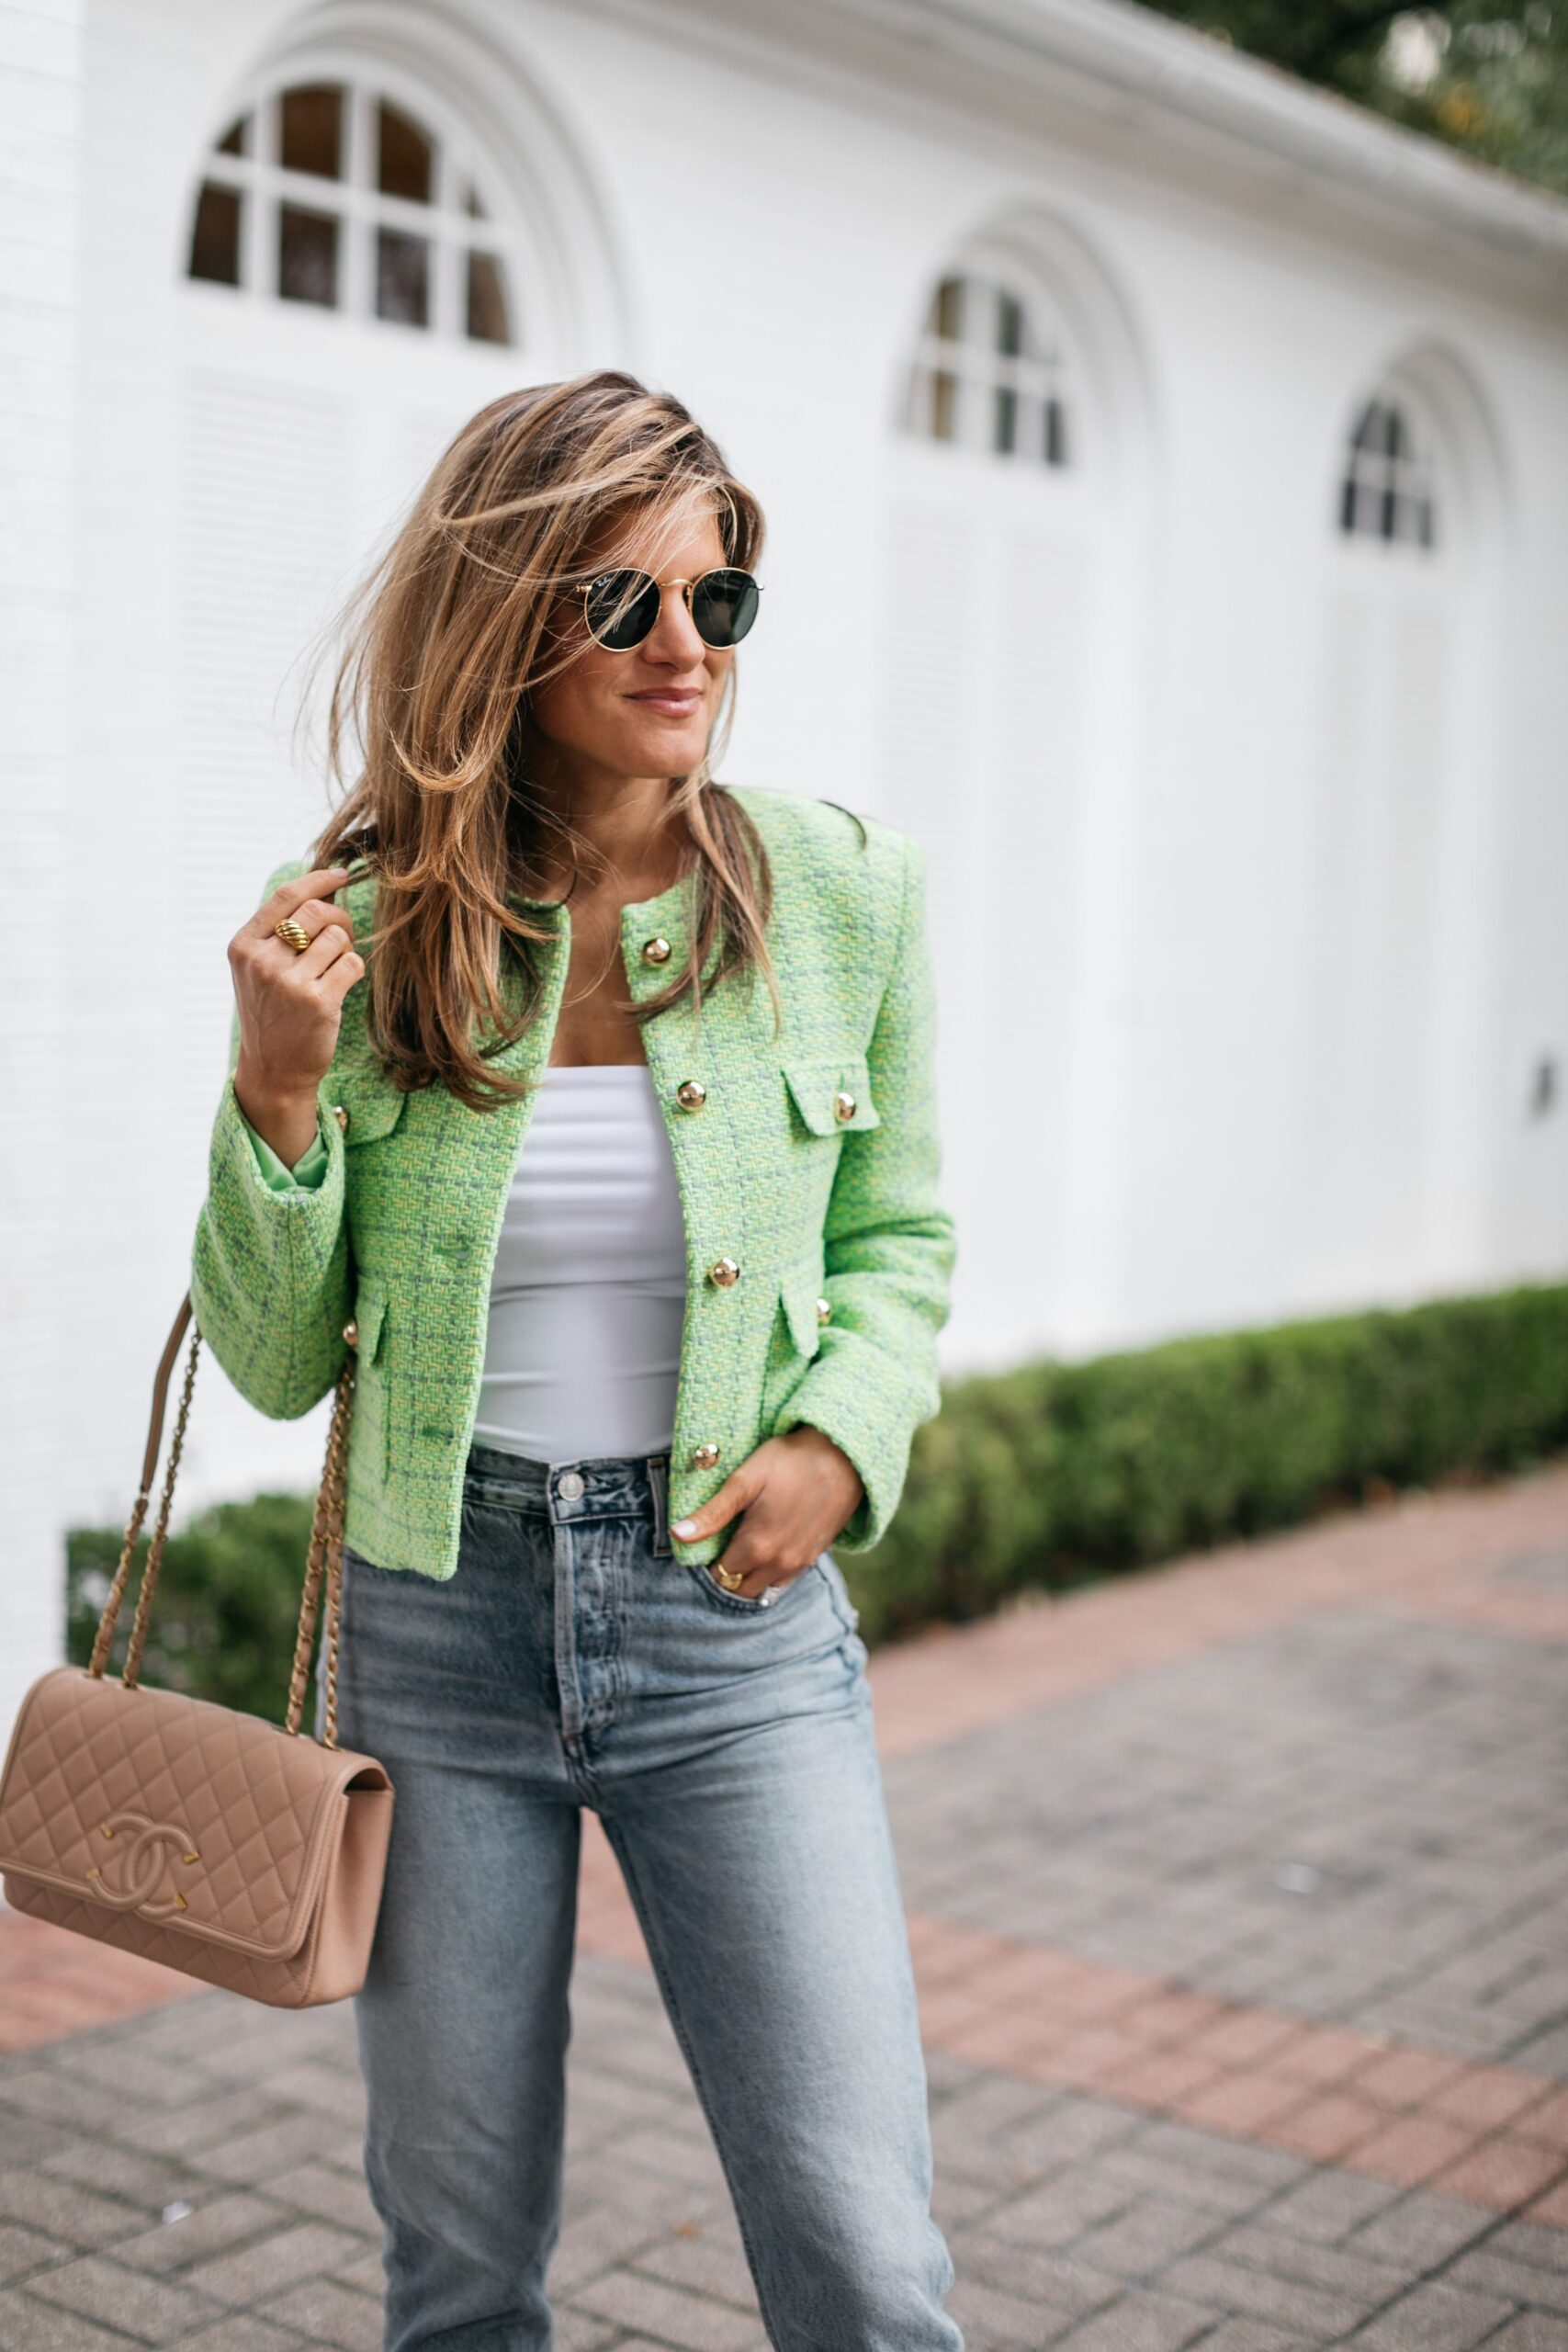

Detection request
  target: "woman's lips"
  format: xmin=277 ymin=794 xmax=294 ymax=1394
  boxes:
xmin=628 ymin=690 xmax=703 ymax=718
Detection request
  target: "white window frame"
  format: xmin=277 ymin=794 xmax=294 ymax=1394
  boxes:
xmin=184 ymin=64 xmax=519 ymax=349
xmin=1337 ymin=389 xmax=1441 ymax=555
xmin=902 ymin=263 xmax=1076 ymax=471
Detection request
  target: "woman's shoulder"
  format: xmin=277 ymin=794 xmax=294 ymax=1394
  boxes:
xmin=719 ymin=784 xmax=915 ymax=901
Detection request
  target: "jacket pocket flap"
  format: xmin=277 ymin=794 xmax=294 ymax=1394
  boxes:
xmin=780 ymin=1263 xmax=827 ymax=1358
xmin=353 ymin=1283 xmax=389 ymax=1363
xmin=329 ymin=1069 xmax=408 ymax=1146
xmin=781 ymin=1054 xmax=879 ymax=1136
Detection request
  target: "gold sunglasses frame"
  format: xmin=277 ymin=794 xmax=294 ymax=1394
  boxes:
xmin=573 ymin=566 xmax=763 ymax=652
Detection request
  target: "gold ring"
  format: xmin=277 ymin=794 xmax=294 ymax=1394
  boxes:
xmin=275 ymin=917 xmax=312 ymax=955
xmin=713 ymin=1562 xmax=744 ymax=1590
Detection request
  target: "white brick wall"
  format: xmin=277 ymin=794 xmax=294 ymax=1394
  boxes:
xmin=0 ymin=0 xmax=81 ymax=1736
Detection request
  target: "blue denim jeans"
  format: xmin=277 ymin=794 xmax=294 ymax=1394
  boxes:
xmin=318 ymin=1438 xmax=963 ymax=2352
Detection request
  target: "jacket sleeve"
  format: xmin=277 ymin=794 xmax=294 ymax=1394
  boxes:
xmin=772 ymin=831 xmax=958 ymax=1549
xmin=243 ymin=1115 xmax=331 ymax=1193
xmin=188 ymin=859 xmax=352 ymax=1419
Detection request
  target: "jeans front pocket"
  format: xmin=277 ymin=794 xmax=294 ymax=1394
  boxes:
xmin=816 ymin=1548 xmax=862 ymax=1637
xmin=683 ymin=1554 xmax=826 ymax=1617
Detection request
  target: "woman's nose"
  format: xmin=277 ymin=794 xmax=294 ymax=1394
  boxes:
xmin=644 ymin=584 xmax=706 ymax=666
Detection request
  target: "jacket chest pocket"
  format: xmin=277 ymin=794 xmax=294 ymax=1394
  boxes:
xmin=781 ymin=1053 xmax=880 ymax=1139
xmin=773 ymin=1050 xmax=880 ymax=1265
xmin=332 ymin=1070 xmax=409 ymax=1149
xmin=337 ymin=1071 xmax=410 ymax=1316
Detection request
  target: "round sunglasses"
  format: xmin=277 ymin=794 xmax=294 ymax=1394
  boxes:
xmin=575 ymin=566 xmax=761 ymax=652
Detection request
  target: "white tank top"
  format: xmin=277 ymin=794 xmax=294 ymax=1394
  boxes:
xmin=471 ymin=1062 xmax=687 ymax=1463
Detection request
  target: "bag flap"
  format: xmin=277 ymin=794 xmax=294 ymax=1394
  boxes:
xmin=0 ymin=1666 xmax=390 ymax=1962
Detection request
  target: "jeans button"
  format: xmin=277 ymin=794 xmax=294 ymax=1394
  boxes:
xmin=557 ymin=1470 xmax=585 ymax=1500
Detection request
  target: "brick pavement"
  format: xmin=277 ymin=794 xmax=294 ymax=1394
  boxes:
xmin=3 ymin=1461 xmax=1568 ymax=2347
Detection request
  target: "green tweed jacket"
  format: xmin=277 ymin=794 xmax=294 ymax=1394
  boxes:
xmin=190 ymin=784 xmax=956 ymax=1582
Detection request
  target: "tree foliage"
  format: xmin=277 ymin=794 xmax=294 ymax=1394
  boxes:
xmin=1139 ymin=4 xmax=1568 ymax=194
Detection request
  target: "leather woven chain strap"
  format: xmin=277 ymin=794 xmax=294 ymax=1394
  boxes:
xmin=86 ymin=1294 xmax=356 ymax=1747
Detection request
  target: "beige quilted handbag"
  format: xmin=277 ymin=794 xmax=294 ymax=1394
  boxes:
xmin=0 ymin=1293 xmax=394 ymax=2007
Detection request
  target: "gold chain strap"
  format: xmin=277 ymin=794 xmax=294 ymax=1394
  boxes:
xmin=87 ymin=1313 xmax=199 ymax=1687
xmin=121 ymin=1324 xmax=200 ymax=1688
xmin=284 ymin=1353 xmax=355 ymax=1746
xmin=88 ymin=1302 xmax=356 ymax=1750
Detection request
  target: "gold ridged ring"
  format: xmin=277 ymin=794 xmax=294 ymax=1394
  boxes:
xmin=275 ymin=917 xmax=311 ymax=955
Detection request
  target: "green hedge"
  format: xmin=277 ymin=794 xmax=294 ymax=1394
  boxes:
xmin=67 ymin=1280 xmax=1568 ymax=1705
xmin=853 ymin=1279 xmax=1568 ymax=1643
xmin=66 ymin=1495 xmax=328 ymax=1726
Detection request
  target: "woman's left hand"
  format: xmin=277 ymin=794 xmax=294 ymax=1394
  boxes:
xmin=670 ymin=1426 xmax=863 ymax=1599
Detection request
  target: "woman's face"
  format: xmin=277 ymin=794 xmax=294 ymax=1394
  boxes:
xmin=526 ymin=508 xmax=735 ymax=789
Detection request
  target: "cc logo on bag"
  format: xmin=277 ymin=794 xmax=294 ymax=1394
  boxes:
xmin=84 ymin=1809 xmax=200 ymax=1919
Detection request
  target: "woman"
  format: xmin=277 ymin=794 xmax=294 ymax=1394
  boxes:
xmin=192 ymin=369 xmax=962 ymax=2351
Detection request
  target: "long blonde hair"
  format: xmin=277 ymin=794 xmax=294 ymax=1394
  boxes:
xmin=307 ymin=369 xmax=774 ymax=1112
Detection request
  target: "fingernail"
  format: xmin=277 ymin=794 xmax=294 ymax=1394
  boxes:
xmin=671 ymin=1519 xmax=697 ymax=1538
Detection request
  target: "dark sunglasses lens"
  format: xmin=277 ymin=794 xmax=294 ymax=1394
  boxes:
xmin=691 ymin=569 xmax=760 ymax=649
xmin=584 ymin=570 xmax=660 ymax=650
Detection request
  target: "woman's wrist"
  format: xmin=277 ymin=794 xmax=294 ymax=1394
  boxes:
xmin=233 ymin=1061 xmax=322 ymax=1168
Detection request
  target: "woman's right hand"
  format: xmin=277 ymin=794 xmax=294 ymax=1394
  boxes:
xmin=231 ymin=866 xmax=361 ymax=1167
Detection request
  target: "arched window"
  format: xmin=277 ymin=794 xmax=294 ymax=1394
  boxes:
xmin=1338 ymin=392 xmax=1438 ymax=549
xmin=902 ymin=267 xmax=1070 ymax=467
xmin=186 ymin=79 xmax=513 ymax=345
xmin=1303 ymin=352 xmax=1506 ymax=1298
